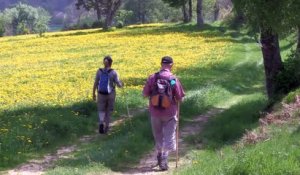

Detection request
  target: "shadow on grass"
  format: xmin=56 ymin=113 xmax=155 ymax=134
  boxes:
xmin=199 ymin=96 xmax=267 ymax=149
xmin=109 ymin=23 xmax=256 ymax=45
xmin=0 ymin=100 xmax=98 ymax=170
xmin=179 ymin=61 xmax=264 ymax=96
xmin=45 ymin=22 xmax=253 ymax=44
xmin=281 ymin=40 xmax=297 ymax=52
xmin=46 ymin=112 xmax=154 ymax=173
xmin=176 ymin=61 xmax=267 ymax=152
xmin=48 ymin=29 xmax=103 ymax=38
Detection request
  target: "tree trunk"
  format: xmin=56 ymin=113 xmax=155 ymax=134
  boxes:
xmin=137 ymin=0 xmax=142 ymax=23
xmin=260 ymin=28 xmax=284 ymax=99
xmin=197 ymin=0 xmax=204 ymax=27
xmin=188 ymin=0 xmax=192 ymax=22
xmin=96 ymin=9 xmax=102 ymax=21
xmin=214 ymin=1 xmax=219 ymax=21
xmin=95 ymin=2 xmax=102 ymax=21
xmin=182 ymin=3 xmax=189 ymax=23
xmin=104 ymin=14 xmax=113 ymax=30
xmin=103 ymin=0 xmax=122 ymax=30
xmin=297 ymin=26 xmax=300 ymax=53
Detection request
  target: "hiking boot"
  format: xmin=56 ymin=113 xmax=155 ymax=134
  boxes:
xmin=156 ymin=152 xmax=162 ymax=166
xmin=99 ymin=123 xmax=105 ymax=134
xmin=159 ymin=154 xmax=169 ymax=171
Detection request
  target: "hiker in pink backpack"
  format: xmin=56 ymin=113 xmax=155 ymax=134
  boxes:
xmin=93 ymin=56 xmax=123 ymax=134
xmin=143 ymin=56 xmax=185 ymax=171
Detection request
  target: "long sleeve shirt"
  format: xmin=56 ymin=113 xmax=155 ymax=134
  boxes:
xmin=143 ymin=69 xmax=185 ymax=118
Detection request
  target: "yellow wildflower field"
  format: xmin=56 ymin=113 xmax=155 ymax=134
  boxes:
xmin=0 ymin=23 xmax=230 ymax=110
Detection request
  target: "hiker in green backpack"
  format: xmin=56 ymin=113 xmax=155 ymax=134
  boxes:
xmin=143 ymin=56 xmax=185 ymax=171
xmin=93 ymin=56 xmax=123 ymax=134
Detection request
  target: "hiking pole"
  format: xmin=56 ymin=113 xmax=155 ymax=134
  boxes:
xmin=125 ymin=91 xmax=130 ymax=117
xmin=176 ymin=101 xmax=180 ymax=168
xmin=122 ymin=87 xmax=134 ymax=132
xmin=122 ymin=87 xmax=130 ymax=117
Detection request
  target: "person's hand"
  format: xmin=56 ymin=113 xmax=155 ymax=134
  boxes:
xmin=92 ymin=94 xmax=96 ymax=101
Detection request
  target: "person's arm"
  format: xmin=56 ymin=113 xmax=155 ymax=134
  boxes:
xmin=174 ymin=78 xmax=185 ymax=102
xmin=93 ymin=70 xmax=100 ymax=101
xmin=113 ymin=70 xmax=123 ymax=88
xmin=143 ymin=75 xmax=152 ymax=98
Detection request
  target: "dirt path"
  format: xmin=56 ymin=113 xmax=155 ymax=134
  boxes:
xmin=111 ymin=108 xmax=224 ymax=175
xmin=4 ymin=108 xmax=223 ymax=175
xmin=6 ymin=135 xmax=94 ymax=175
xmin=5 ymin=117 xmax=128 ymax=175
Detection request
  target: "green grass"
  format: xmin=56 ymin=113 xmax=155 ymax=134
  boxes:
xmin=284 ymin=88 xmax=300 ymax=103
xmin=179 ymin=108 xmax=300 ymax=175
xmin=177 ymin=34 xmax=300 ymax=175
xmin=1 ymin=22 xmax=298 ymax=174
xmin=47 ymin=112 xmax=154 ymax=174
xmin=44 ymin=25 xmax=269 ymax=174
xmin=0 ymin=101 xmax=96 ymax=168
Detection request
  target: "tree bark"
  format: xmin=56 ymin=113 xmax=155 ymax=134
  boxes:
xmin=137 ymin=0 xmax=142 ymax=23
xmin=214 ymin=1 xmax=219 ymax=21
xmin=188 ymin=0 xmax=192 ymax=22
xmin=103 ymin=0 xmax=122 ymax=30
xmin=95 ymin=1 xmax=102 ymax=21
xmin=182 ymin=3 xmax=189 ymax=23
xmin=260 ymin=28 xmax=284 ymax=99
xmin=197 ymin=0 xmax=204 ymax=27
xmin=297 ymin=26 xmax=300 ymax=53
xmin=104 ymin=13 xmax=113 ymax=30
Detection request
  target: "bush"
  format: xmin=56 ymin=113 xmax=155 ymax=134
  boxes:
xmin=0 ymin=13 xmax=5 ymax=36
xmin=63 ymin=20 xmax=105 ymax=31
xmin=116 ymin=21 xmax=124 ymax=28
xmin=283 ymin=88 xmax=300 ymax=103
xmin=16 ymin=22 xmax=30 ymax=35
xmin=2 ymin=3 xmax=50 ymax=36
xmin=34 ymin=7 xmax=50 ymax=37
xmin=222 ymin=12 xmax=245 ymax=29
xmin=92 ymin=20 xmax=104 ymax=28
xmin=115 ymin=10 xmax=134 ymax=26
xmin=276 ymin=50 xmax=300 ymax=94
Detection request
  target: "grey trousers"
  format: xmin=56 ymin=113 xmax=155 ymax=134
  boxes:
xmin=151 ymin=115 xmax=177 ymax=152
xmin=97 ymin=91 xmax=116 ymax=127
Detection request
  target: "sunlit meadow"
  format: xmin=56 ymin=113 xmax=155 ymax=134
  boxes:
xmin=0 ymin=24 xmax=229 ymax=109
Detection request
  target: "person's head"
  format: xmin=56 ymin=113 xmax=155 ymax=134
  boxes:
xmin=161 ymin=56 xmax=173 ymax=70
xmin=103 ymin=55 xmax=113 ymax=68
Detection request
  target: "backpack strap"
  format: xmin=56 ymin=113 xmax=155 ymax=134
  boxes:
xmin=154 ymin=72 xmax=160 ymax=81
xmin=99 ymin=68 xmax=113 ymax=73
xmin=155 ymin=71 xmax=176 ymax=83
xmin=108 ymin=69 xmax=113 ymax=73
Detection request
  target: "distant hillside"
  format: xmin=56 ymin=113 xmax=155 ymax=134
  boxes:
xmin=0 ymin=0 xmax=75 ymax=26
xmin=0 ymin=0 xmax=73 ymax=14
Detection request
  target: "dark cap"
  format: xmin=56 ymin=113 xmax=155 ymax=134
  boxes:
xmin=161 ymin=56 xmax=173 ymax=64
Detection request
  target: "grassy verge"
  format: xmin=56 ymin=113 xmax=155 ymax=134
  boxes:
xmin=177 ymin=38 xmax=300 ymax=175
xmin=179 ymin=91 xmax=300 ymax=175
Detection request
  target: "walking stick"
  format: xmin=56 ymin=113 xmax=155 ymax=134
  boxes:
xmin=176 ymin=101 xmax=180 ymax=168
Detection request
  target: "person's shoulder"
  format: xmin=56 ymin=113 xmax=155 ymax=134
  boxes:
xmin=168 ymin=72 xmax=177 ymax=79
xmin=149 ymin=72 xmax=158 ymax=79
xmin=109 ymin=69 xmax=117 ymax=74
xmin=96 ymin=68 xmax=102 ymax=74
